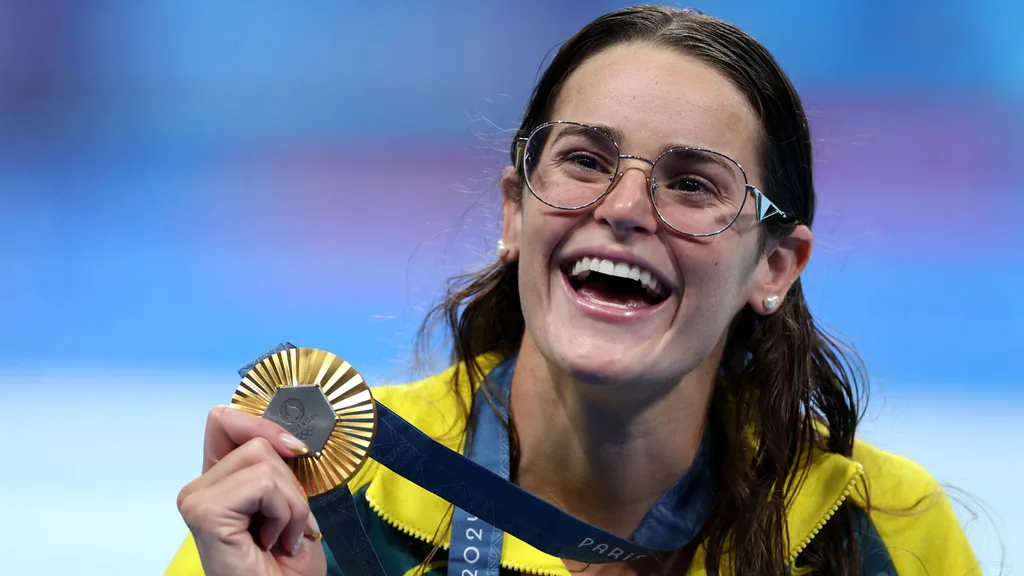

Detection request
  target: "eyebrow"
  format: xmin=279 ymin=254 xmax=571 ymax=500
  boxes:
xmin=587 ymin=123 xmax=625 ymax=144
xmin=548 ymin=124 xmax=621 ymax=157
xmin=582 ymin=122 xmax=744 ymax=175
xmin=555 ymin=123 xmax=618 ymax=144
xmin=671 ymin=148 xmax=743 ymax=177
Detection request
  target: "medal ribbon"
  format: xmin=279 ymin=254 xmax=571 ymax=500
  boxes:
xmin=240 ymin=345 xmax=715 ymax=576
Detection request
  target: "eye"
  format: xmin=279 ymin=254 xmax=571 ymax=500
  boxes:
xmin=675 ymin=178 xmax=704 ymax=193
xmin=565 ymin=152 xmax=606 ymax=172
xmin=667 ymin=175 xmax=717 ymax=196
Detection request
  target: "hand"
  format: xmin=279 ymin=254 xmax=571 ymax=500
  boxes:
xmin=177 ymin=405 xmax=327 ymax=576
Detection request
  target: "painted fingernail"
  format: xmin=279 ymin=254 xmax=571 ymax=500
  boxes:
xmin=279 ymin=433 xmax=309 ymax=455
xmin=306 ymin=511 xmax=321 ymax=540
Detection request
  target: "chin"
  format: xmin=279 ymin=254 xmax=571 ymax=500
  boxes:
xmin=549 ymin=338 xmax=662 ymax=388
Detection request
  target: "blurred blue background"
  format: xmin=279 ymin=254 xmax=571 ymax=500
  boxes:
xmin=0 ymin=1 xmax=1021 ymax=574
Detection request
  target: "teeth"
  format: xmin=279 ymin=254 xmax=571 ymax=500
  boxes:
xmin=569 ymin=256 xmax=665 ymax=295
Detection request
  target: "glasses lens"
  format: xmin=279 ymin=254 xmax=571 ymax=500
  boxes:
xmin=651 ymin=148 xmax=748 ymax=235
xmin=523 ymin=123 xmax=618 ymax=209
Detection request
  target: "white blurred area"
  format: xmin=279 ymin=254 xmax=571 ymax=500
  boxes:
xmin=0 ymin=370 xmax=1018 ymax=576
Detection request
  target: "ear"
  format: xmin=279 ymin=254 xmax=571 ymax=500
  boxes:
xmin=748 ymin=224 xmax=813 ymax=315
xmin=499 ymin=166 xmax=523 ymax=263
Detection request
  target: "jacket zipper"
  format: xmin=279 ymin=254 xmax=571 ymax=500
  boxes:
xmin=786 ymin=463 xmax=865 ymax=566
xmin=366 ymin=463 xmax=864 ymax=576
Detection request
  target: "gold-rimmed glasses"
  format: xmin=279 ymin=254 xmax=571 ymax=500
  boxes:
xmin=512 ymin=121 xmax=790 ymax=237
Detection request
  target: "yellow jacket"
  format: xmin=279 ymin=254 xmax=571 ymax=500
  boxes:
xmin=166 ymin=356 xmax=980 ymax=575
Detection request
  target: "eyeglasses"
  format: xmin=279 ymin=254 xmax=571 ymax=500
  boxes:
xmin=512 ymin=121 xmax=790 ymax=237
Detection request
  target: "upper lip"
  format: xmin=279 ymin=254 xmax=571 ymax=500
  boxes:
xmin=557 ymin=247 xmax=678 ymax=294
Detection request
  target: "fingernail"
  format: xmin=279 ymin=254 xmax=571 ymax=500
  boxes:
xmin=290 ymin=533 xmax=303 ymax=556
xmin=306 ymin=511 xmax=321 ymax=540
xmin=279 ymin=433 xmax=309 ymax=455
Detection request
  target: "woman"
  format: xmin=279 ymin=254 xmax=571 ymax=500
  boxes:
xmin=166 ymin=5 xmax=979 ymax=575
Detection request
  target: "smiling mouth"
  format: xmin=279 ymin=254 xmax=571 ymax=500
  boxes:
xmin=563 ymin=256 xmax=670 ymax=309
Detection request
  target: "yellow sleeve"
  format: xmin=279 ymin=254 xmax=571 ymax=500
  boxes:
xmin=164 ymin=532 xmax=203 ymax=576
xmin=852 ymin=440 xmax=982 ymax=575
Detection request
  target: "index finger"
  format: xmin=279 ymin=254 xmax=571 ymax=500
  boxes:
xmin=202 ymin=405 xmax=310 ymax=472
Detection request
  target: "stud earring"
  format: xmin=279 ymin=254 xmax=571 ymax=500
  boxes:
xmin=764 ymin=295 xmax=779 ymax=310
xmin=497 ymin=239 xmax=508 ymax=259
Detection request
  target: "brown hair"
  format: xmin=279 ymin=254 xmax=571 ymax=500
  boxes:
xmin=418 ymin=5 xmax=867 ymax=574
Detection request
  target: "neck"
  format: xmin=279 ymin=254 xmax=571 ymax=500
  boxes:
xmin=508 ymin=336 xmax=718 ymax=539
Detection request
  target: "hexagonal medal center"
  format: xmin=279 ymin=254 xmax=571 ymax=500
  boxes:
xmin=263 ymin=385 xmax=337 ymax=456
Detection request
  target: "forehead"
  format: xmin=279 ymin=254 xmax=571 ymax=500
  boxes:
xmin=550 ymin=43 xmax=761 ymax=167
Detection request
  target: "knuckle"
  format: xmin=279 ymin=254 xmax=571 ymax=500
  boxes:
xmin=248 ymin=436 xmax=276 ymax=458
xmin=252 ymin=461 xmax=281 ymax=488
xmin=176 ymin=488 xmax=202 ymax=522
xmin=176 ymin=477 xmax=202 ymax=512
xmin=175 ymin=488 xmax=189 ymax=513
xmin=205 ymin=405 xmax=227 ymax=427
xmin=250 ymin=474 xmax=277 ymax=498
xmin=292 ymin=476 xmax=308 ymax=498
xmin=294 ymin=497 xmax=310 ymax=519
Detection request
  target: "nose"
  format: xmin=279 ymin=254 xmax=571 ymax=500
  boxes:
xmin=592 ymin=163 xmax=660 ymax=238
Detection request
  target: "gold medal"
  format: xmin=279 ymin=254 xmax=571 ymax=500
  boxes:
xmin=231 ymin=347 xmax=377 ymax=496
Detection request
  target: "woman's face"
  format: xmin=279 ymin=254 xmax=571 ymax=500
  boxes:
xmin=501 ymin=44 xmax=810 ymax=391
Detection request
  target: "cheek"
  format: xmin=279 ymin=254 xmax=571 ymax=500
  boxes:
xmin=674 ymin=242 xmax=752 ymax=313
xmin=516 ymin=210 xmax=561 ymax=296
xmin=518 ymin=216 xmax=550 ymax=270
xmin=519 ymin=203 xmax=574 ymax=269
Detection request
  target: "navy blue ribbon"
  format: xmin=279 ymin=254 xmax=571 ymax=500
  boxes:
xmin=241 ymin=344 xmax=715 ymax=575
xmin=446 ymin=357 xmax=511 ymax=576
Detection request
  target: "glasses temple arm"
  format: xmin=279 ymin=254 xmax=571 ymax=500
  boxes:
xmin=512 ymin=137 xmax=529 ymax=170
xmin=749 ymin=185 xmax=790 ymax=222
